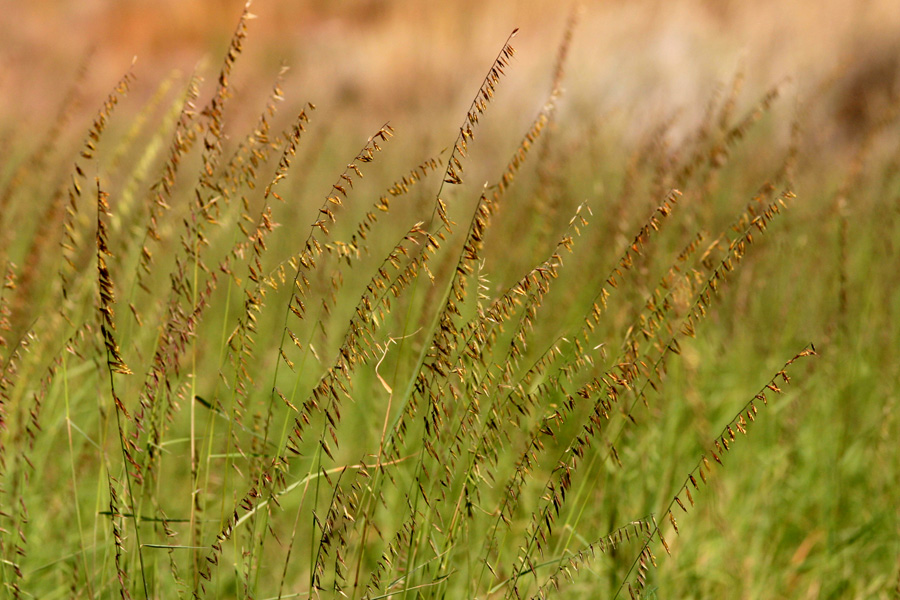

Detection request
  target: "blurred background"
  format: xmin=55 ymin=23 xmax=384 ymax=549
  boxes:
xmin=4 ymin=0 xmax=899 ymax=146
xmin=2 ymin=2 xmax=899 ymax=598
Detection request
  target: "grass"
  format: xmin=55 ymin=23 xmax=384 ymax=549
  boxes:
xmin=0 ymin=2 xmax=898 ymax=599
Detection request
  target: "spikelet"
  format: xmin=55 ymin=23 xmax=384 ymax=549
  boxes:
xmin=95 ymin=180 xmax=131 ymax=376
xmin=502 ymin=183 xmax=795 ymax=597
xmin=479 ymin=192 xmax=683 ymax=534
xmin=529 ymin=518 xmax=653 ymax=599
xmin=135 ymin=71 xmax=203 ymax=295
xmin=59 ymin=64 xmax=135 ymax=308
xmin=356 ymin=22 xmax=583 ymax=594
xmin=614 ymin=344 xmax=816 ymax=599
xmin=197 ymin=0 xmax=257 ymax=213
xmin=202 ymin=127 xmax=406 ymax=574
xmin=431 ymin=28 xmax=519 ymax=229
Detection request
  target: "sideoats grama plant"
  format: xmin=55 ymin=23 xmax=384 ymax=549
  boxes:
xmin=1 ymin=2 xmax=898 ymax=599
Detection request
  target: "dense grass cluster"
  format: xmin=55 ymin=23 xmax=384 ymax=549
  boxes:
xmin=0 ymin=3 xmax=898 ymax=599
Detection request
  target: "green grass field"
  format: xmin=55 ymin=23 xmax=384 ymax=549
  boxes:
xmin=0 ymin=2 xmax=898 ymax=598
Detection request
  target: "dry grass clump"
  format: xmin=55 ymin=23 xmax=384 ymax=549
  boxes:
xmin=1 ymin=2 xmax=898 ymax=599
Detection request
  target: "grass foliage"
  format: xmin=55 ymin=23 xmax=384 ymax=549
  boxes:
xmin=0 ymin=3 xmax=898 ymax=599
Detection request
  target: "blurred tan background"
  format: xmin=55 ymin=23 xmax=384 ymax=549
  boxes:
xmin=3 ymin=0 xmax=899 ymax=148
